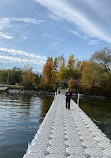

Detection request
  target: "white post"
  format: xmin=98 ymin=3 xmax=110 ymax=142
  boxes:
xmin=77 ymin=93 xmax=80 ymax=106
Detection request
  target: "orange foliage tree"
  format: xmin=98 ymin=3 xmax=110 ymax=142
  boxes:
xmin=42 ymin=61 xmax=54 ymax=90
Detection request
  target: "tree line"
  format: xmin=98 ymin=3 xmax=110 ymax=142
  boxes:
xmin=41 ymin=47 xmax=111 ymax=97
xmin=0 ymin=66 xmax=42 ymax=90
xmin=0 ymin=47 xmax=111 ymax=97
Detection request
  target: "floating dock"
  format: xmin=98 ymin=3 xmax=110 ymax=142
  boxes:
xmin=23 ymin=94 xmax=111 ymax=158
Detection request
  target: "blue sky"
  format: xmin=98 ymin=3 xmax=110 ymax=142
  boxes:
xmin=0 ymin=0 xmax=111 ymax=72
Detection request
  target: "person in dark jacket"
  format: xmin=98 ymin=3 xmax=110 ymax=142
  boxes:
xmin=65 ymin=88 xmax=72 ymax=109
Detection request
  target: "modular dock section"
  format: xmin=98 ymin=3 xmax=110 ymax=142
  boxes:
xmin=23 ymin=94 xmax=111 ymax=158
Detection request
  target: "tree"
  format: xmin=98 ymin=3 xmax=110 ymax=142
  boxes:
xmin=66 ymin=55 xmax=80 ymax=79
xmin=46 ymin=56 xmax=53 ymax=63
xmin=79 ymin=60 xmax=87 ymax=73
xmin=56 ymin=67 xmax=68 ymax=81
xmin=53 ymin=57 xmax=58 ymax=73
xmin=9 ymin=67 xmax=23 ymax=85
xmin=80 ymin=61 xmax=111 ymax=95
xmin=42 ymin=61 xmax=53 ymax=90
xmin=91 ymin=47 xmax=111 ymax=71
xmin=58 ymin=55 xmax=66 ymax=70
xmin=67 ymin=78 xmax=74 ymax=91
xmin=22 ymin=68 xmax=36 ymax=89
xmin=0 ymin=69 xmax=9 ymax=84
xmin=76 ymin=60 xmax=82 ymax=70
xmin=67 ymin=54 xmax=75 ymax=69
xmin=81 ymin=61 xmax=101 ymax=92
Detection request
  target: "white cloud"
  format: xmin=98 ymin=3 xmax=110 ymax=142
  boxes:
xmin=11 ymin=17 xmax=45 ymax=24
xmin=0 ymin=17 xmax=44 ymax=40
xmin=0 ymin=18 xmax=11 ymax=30
xmin=69 ymin=30 xmax=101 ymax=45
xmin=0 ymin=17 xmax=44 ymax=29
xmin=69 ymin=30 xmax=87 ymax=40
xmin=34 ymin=0 xmax=111 ymax=43
xmin=87 ymin=40 xmax=101 ymax=45
xmin=0 ymin=55 xmax=28 ymax=64
xmin=0 ymin=48 xmax=47 ymax=71
xmin=0 ymin=48 xmax=46 ymax=61
xmin=0 ymin=32 xmax=13 ymax=39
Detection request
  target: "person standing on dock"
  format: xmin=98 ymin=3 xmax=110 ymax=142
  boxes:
xmin=65 ymin=88 xmax=72 ymax=109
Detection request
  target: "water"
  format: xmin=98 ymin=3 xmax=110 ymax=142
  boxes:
xmin=0 ymin=92 xmax=53 ymax=158
xmin=79 ymin=97 xmax=111 ymax=139
xmin=0 ymin=93 xmax=111 ymax=158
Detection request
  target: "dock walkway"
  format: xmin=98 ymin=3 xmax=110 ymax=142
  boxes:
xmin=23 ymin=94 xmax=111 ymax=158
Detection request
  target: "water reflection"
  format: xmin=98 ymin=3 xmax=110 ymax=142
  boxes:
xmin=19 ymin=93 xmax=32 ymax=116
xmin=0 ymin=92 xmax=53 ymax=158
xmin=39 ymin=95 xmax=54 ymax=123
xmin=79 ymin=98 xmax=111 ymax=139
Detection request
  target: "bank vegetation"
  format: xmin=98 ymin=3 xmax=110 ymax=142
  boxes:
xmin=0 ymin=47 xmax=111 ymax=97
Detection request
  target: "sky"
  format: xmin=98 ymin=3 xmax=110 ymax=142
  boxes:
xmin=0 ymin=0 xmax=111 ymax=72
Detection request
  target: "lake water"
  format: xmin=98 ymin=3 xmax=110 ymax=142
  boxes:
xmin=0 ymin=92 xmax=53 ymax=158
xmin=79 ymin=97 xmax=111 ymax=139
xmin=0 ymin=93 xmax=111 ymax=158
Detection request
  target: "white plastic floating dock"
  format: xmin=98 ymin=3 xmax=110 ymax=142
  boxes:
xmin=23 ymin=94 xmax=111 ymax=158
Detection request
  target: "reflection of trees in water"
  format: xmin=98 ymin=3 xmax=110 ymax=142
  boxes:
xmin=2 ymin=93 xmax=54 ymax=119
xmin=39 ymin=95 xmax=54 ymax=123
xmin=5 ymin=92 xmax=33 ymax=116
xmin=19 ymin=93 xmax=32 ymax=116
xmin=20 ymin=93 xmax=32 ymax=107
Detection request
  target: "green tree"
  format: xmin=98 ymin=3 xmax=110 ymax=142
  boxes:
xmin=91 ymin=47 xmax=111 ymax=71
xmin=0 ymin=69 xmax=9 ymax=84
xmin=9 ymin=67 xmax=23 ymax=85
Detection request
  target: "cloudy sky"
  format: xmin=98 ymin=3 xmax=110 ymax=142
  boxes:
xmin=0 ymin=0 xmax=111 ymax=72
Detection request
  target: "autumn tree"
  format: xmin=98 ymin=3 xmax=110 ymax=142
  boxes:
xmin=55 ymin=55 xmax=67 ymax=81
xmin=66 ymin=55 xmax=80 ymax=79
xmin=80 ymin=61 xmax=111 ymax=95
xmin=22 ymin=68 xmax=36 ymax=89
xmin=76 ymin=60 xmax=82 ymax=70
xmin=67 ymin=54 xmax=75 ymax=69
xmin=56 ymin=67 xmax=68 ymax=81
xmin=57 ymin=55 xmax=66 ymax=70
xmin=81 ymin=61 xmax=101 ymax=88
xmin=67 ymin=78 xmax=74 ymax=91
xmin=46 ymin=56 xmax=53 ymax=63
xmin=42 ymin=61 xmax=53 ymax=90
xmin=53 ymin=57 xmax=58 ymax=73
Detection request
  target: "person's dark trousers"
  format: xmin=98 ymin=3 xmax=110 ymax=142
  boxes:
xmin=66 ymin=99 xmax=70 ymax=109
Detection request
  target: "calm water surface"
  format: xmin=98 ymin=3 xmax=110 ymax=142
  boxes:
xmin=79 ymin=98 xmax=111 ymax=139
xmin=0 ymin=92 xmax=53 ymax=158
xmin=1 ymin=93 xmax=111 ymax=158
